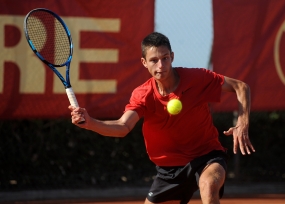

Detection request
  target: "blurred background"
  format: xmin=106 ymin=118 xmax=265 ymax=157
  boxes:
xmin=1 ymin=0 xmax=285 ymax=202
xmin=155 ymin=0 xmax=212 ymax=68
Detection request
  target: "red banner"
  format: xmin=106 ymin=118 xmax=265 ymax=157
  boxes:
xmin=0 ymin=0 xmax=154 ymax=119
xmin=212 ymin=0 xmax=285 ymax=112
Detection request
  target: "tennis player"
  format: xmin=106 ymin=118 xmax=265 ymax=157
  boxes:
xmin=69 ymin=32 xmax=255 ymax=204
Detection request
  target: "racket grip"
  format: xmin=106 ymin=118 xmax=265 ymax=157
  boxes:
xmin=66 ymin=87 xmax=85 ymax=124
xmin=66 ymin=87 xmax=79 ymax=107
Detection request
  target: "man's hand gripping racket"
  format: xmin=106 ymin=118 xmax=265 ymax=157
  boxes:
xmin=24 ymin=8 xmax=85 ymax=123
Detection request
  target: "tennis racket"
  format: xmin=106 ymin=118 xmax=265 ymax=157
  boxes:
xmin=24 ymin=8 xmax=85 ymax=123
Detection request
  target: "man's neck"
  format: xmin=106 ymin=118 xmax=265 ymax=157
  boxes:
xmin=156 ymin=69 xmax=180 ymax=96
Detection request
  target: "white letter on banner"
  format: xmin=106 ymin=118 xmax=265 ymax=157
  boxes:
xmin=0 ymin=15 xmax=45 ymax=94
xmin=53 ymin=17 xmax=120 ymax=94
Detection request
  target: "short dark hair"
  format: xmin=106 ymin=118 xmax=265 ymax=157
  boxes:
xmin=141 ymin=32 xmax=172 ymax=59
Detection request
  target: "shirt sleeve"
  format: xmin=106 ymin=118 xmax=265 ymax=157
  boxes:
xmin=201 ymin=69 xmax=224 ymax=102
xmin=124 ymin=86 xmax=148 ymax=118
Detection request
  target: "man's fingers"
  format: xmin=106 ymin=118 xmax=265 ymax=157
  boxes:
xmin=233 ymin=136 xmax=238 ymax=154
xmin=224 ymin=126 xmax=240 ymax=136
xmin=226 ymin=125 xmax=255 ymax=155
xmin=245 ymin=144 xmax=251 ymax=154
xmin=223 ymin=128 xmax=233 ymax=135
xmin=245 ymin=140 xmax=256 ymax=154
xmin=69 ymin=107 xmax=86 ymax=125
xmin=237 ymin=136 xmax=256 ymax=155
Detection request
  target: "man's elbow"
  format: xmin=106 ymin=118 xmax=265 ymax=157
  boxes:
xmin=240 ymin=81 xmax=250 ymax=93
xmin=115 ymin=125 xmax=132 ymax=137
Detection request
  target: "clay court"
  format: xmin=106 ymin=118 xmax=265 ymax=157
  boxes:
xmin=3 ymin=185 xmax=285 ymax=204
xmin=13 ymin=195 xmax=284 ymax=204
xmin=21 ymin=198 xmax=284 ymax=204
xmin=86 ymin=199 xmax=285 ymax=204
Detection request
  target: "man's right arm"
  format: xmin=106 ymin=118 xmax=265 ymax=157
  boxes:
xmin=69 ymin=106 xmax=140 ymax=137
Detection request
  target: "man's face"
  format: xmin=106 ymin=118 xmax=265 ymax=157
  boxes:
xmin=141 ymin=45 xmax=174 ymax=81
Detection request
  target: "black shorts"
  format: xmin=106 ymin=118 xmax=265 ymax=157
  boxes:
xmin=146 ymin=150 xmax=228 ymax=204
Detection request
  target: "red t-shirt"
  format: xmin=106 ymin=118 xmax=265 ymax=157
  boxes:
xmin=125 ymin=68 xmax=226 ymax=166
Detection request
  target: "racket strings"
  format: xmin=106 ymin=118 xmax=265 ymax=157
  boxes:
xmin=26 ymin=11 xmax=71 ymax=66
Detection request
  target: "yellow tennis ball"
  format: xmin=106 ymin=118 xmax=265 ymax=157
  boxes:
xmin=167 ymin=99 xmax=182 ymax=115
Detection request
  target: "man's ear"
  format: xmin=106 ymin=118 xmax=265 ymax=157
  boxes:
xmin=141 ymin=57 xmax=147 ymax=68
xmin=171 ymin=52 xmax=174 ymax=62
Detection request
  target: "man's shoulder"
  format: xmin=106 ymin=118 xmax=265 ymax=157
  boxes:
xmin=175 ymin=67 xmax=209 ymax=83
xmin=132 ymin=78 xmax=154 ymax=98
xmin=175 ymin=67 xmax=208 ymax=74
xmin=134 ymin=78 xmax=153 ymax=90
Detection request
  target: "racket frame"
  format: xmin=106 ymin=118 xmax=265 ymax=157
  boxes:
xmin=24 ymin=8 xmax=85 ymax=123
xmin=23 ymin=8 xmax=73 ymax=89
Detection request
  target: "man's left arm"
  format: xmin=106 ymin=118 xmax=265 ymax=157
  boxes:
xmin=222 ymin=76 xmax=255 ymax=155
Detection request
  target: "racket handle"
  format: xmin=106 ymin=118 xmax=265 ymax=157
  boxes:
xmin=66 ymin=87 xmax=79 ymax=107
xmin=66 ymin=87 xmax=85 ymax=124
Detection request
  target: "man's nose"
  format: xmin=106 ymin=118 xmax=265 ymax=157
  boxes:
xmin=157 ymin=59 xmax=163 ymax=68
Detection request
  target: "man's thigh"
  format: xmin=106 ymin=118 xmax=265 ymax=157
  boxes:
xmin=198 ymin=162 xmax=226 ymax=194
